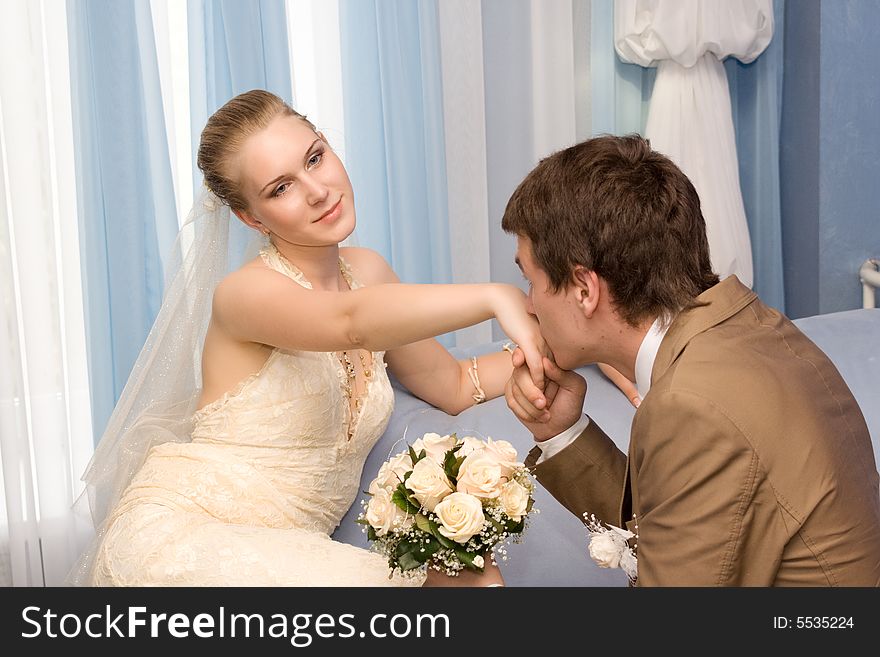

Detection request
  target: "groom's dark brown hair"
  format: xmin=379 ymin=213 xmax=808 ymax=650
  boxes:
xmin=501 ymin=134 xmax=720 ymax=327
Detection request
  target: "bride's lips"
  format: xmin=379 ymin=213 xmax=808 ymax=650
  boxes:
xmin=313 ymin=199 xmax=342 ymax=223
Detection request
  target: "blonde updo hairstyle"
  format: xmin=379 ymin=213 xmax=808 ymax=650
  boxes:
xmin=197 ymin=89 xmax=317 ymax=212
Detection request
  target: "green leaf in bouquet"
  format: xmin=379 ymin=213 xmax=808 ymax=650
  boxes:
xmin=408 ymin=444 xmax=420 ymax=465
xmin=403 ymin=486 xmax=422 ymax=511
xmin=454 ymin=547 xmax=484 ymax=572
xmin=418 ymin=514 xmax=455 ymax=549
xmin=394 ymin=539 xmax=430 ymax=570
xmin=525 ymin=496 xmax=534 ymax=513
xmin=432 ymin=525 xmax=455 ymax=550
xmin=443 ymin=449 xmax=457 ymax=477
xmin=397 ymin=551 xmax=423 ymax=571
xmin=420 ymin=537 xmax=441 ymax=561
xmin=394 ymin=540 xmax=417 ymax=557
xmin=443 ymin=452 xmax=467 ymax=482
xmin=392 ymin=485 xmax=420 ymax=514
xmin=414 ymin=513 xmax=433 ymax=534
xmin=505 ymin=518 xmax=525 ymax=534
xmin=367 ymin=526 xmax=378 ymax=542
xmin=487 ymin=515 xmax=505 ymax=535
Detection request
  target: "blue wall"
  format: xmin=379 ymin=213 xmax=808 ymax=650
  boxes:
xmin=781 ymin=0 xmax=880 ymax=318
xmin=818 ymin=0 xmax=880 ymax=315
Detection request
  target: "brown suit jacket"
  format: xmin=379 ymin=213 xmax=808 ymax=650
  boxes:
xmin=526 ymin=276 xmax=880 ymax=586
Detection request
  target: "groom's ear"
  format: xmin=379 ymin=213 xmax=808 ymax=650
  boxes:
xmin=570 ymin=266 xmax=600 ymax=319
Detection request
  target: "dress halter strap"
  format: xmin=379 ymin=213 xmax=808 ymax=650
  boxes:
xmin=259 ymin=242 xmax=361 ymax=291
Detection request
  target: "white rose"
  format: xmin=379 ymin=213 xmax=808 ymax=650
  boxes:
xmin=482 ymin=438 xmax=522 ymax=478
xmin=411 ymin=433 xmax=456 ymax=464
xmin=588 ymin=531 xmax=629 ymax=569
xmin=368 ymin=477 xmax=386 ymax=496
xmin=434 ymin=492 xmax=486 ymax=544
xmin=404 ymin=458 xmax=454 ymax=512
xmin=473 ymin=555 xmax=485 ymax=569
xmin=374 ymin=452 xmax=413 ymax=491
xmin=365 ymin=487 xmax=413 ymax=536
xmin=456 ymin=451 xmax=504 ymax=499
xmin=456 ymin=435 xmax=485 ymax=457
xmin=499 ymin=479 xmax=530 ymax=521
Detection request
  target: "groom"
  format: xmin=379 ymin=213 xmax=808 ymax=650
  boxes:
xmin=502 ymin=135 xmax=880 ymax=586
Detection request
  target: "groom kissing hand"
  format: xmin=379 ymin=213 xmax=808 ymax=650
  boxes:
xmin=501 ymin=135 xmax=880 ymax=587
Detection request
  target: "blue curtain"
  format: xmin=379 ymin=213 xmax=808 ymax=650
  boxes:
xmin=590 ymin=0 xmax=786 ymax=313
xmin=726 ymin=0 xmax=786 ymax=312
xmin=338 ymin=0 xmax=452 ymax=290
xmin=67 ymin=0 xmax=178 ymax=444
xmin=187 ymin=0 xmax=293 ymax=261
xmin=590 ymin=0 xmax=654 ymax=137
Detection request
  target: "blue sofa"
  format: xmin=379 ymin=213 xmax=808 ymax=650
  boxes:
xmin=333 ymin=308 xmax=880 ymax=586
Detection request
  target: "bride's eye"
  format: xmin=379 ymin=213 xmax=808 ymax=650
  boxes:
xmin=273 ymin=182 xmax=290 ymax=197
xmin=307 ymin=150 xmax=323 ymax=169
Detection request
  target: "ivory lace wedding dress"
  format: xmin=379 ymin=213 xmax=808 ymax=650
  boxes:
xmin=91 ymin=245 xmax=423 ymax=586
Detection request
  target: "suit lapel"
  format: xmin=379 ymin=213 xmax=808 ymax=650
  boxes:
xmin=621 ymin=276 xmax=757 ymax=528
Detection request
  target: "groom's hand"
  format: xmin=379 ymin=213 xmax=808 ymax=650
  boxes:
xmin=506 ymin=357 xmax=586 ymax=442
xmin=506 ymin=347 xmax=549 ymax=422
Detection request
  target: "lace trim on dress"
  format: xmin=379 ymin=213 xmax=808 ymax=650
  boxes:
xmin=260 ymin=245 xmax=312 ymax=289
xmin=338 ymin=257 xmax=363 ymax=290
xmin=193 ymin=350 xmax=281 ymax=423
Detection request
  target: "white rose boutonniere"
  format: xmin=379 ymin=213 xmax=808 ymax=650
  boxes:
xmin=584 ymin=513 xmax=638 ymax=584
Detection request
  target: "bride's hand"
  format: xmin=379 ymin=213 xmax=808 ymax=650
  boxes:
xmin=491 ymin=285 xmax=548 ymax=398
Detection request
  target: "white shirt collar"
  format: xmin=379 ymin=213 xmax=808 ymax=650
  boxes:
xmin=634 ymin=317 xmax=669 ymax=399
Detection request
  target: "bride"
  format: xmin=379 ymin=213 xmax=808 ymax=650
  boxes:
xmin=69 ymin=90 xmax=546 ymax=587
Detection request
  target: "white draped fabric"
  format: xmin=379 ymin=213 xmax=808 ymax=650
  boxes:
xmin=615 ymin=0 xmax=774 ymax=287
xmin=0 ymin=0 xmax=94 ymax=586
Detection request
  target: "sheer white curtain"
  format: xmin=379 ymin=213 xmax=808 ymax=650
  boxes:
xmin=150 ymin=0 xmax=193 ymax=229
xmin=286 ymin=0 xmax=347 ymax=164
xmin=0 ymin=0 xmax=94 ymax=586
xmin=438 ymin=0 xmax=590 ymax=346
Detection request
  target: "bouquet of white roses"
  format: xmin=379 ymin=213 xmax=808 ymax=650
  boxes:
xmin=358 ymin=432 xmax=536 ymax=577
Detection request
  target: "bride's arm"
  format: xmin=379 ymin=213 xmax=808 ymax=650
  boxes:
xmin=339 ymin=248 xmax=539 ymax=414
xmin=384 ymin=339 xmax=513 ymax=415
xmin=212 ymin=260 xmax=547 ymax=393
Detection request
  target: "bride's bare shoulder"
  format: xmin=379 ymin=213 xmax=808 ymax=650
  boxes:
xmin=220 ymin=255 xmax=276 ymax=285
xmin=340 ymin=247 xmax=399 ymax=285
xmin=212 ymin=257 xmax=291 ymax=312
